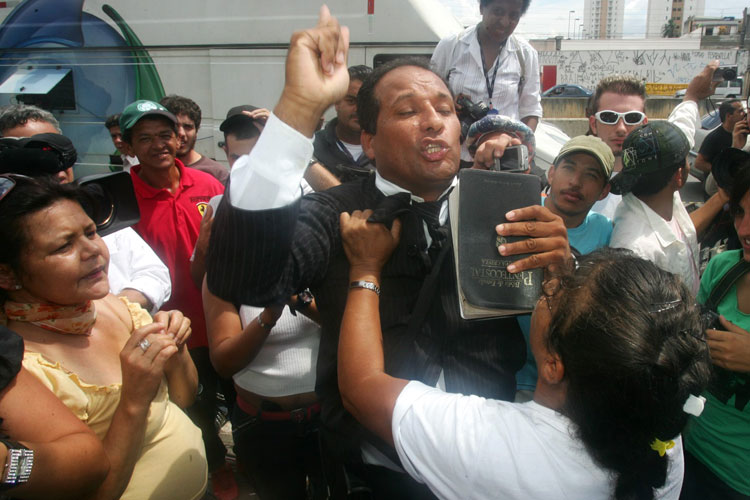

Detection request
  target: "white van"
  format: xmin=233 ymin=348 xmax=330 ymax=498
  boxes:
xmin=674 ymin=77 xmax=743 ymax=99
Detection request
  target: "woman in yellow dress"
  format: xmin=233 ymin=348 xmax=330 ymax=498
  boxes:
xmin=0 ymin=175 xmax=207 ymax=500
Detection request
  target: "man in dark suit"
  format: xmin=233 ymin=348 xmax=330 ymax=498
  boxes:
xmin=206 ymin=7 xmax=569 ymax=499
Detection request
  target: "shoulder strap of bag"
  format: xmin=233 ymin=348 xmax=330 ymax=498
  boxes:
xmin=705 ymin=255 xmax=750 ymax=311
xmin=511 ymin=35 xmax=526 ymax=96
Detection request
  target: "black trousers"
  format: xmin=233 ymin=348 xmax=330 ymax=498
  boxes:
xmin=185 ymin=346 xmax=228 ymax=470
xmin=232 ymin=400 xmax=324 ymax=500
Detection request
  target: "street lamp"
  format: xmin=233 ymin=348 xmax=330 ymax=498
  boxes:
xmin=568 ymin=10 xmax=575 ymax=39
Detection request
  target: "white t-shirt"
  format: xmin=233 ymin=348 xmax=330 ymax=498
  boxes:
xmin=339 ymin=141 xmax=364 ymax=162
xmin=392 ymin=381 xmax=684 ymax=500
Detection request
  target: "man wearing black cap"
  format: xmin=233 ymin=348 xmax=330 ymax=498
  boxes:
xmin=610 ymin=121 xmax=727 ymax=295
xmin=219 ymin=105 xmax=269 ymax=168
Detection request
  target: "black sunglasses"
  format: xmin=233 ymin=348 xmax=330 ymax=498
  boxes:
xmin=0 ymin=174 xmax=34 ymax=205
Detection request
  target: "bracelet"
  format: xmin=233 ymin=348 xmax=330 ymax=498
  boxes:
xmin=256 ymin=313 xmax=276 ymax=331
xmin=349 ymin=280 xmax=381 ymax=296
xmin=0 ymin=439 xmax=33 ymax=489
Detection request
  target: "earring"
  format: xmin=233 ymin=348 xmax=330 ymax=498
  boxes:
xmin=13 ymin=284 xmax=21 ymax=290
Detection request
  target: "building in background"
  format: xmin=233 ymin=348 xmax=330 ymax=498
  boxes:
xmin=583 ymin=0 xmax=625 ymax=39
xmin=646 ymin=0 xmax=705 ymax=37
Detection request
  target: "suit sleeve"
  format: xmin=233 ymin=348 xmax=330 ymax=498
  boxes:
xmin=205 ymin=188 xmax=344 ymax=307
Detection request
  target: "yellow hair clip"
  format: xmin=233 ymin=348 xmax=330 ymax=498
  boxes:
xmin=650 ymin=438 xmax=675 ymax=457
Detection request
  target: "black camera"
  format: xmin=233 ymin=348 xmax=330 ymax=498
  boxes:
xmin=0 ymin=133 xmax=77 ymax=175
xmin=699 ymin=305 xmax=722 ymax=332
xmin=456 ymin=95 xmax=490 ymax=142
xmin=712 ymin=148 xmax=750 ymax=192
xmin=0 ymin=133 xmax=139 ymax=237
xmin=712 ymin=66 xmax=738 ymax=82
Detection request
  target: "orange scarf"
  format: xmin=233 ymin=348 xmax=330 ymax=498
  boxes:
xmin=2 ymin=301 xmax=96 ymax=335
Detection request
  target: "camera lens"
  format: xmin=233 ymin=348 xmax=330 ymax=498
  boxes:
xmin=722 ymin=68 xmax=737 ymax=81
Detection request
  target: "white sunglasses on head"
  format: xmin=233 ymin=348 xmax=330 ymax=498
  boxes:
xmin=594 ymin=110 xmax=646 ymax=126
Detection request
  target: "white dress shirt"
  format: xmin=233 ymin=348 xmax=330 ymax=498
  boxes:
xmin=610 ymin=191 xmax=700 ymax=295
xmin=431 ymin=25 xmax=543 ymax=161
xmin=103 ymin=227 xmax=171 ymax=313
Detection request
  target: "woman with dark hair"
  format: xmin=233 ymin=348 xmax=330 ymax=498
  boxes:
xmin=336 ymin=209 xmax=710 ymax=500
xmin=682 ymin=153 xmax=750 ymax=500
xmin=0 ymin=175 xmax=208 ymax=500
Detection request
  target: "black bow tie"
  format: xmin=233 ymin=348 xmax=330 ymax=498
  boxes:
xmin=367 ymin=189 xmax=453 ymax=230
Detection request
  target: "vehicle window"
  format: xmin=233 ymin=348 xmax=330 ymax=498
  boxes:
xmin=701 ymin=110 xmax=721 ymax=130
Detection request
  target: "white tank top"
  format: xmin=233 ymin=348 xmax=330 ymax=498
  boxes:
xmin=235 ymin=305 xmax=320 ymax=397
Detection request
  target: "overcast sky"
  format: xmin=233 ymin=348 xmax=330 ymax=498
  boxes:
xmin=436 ymin=0 xmax=748 ymax=38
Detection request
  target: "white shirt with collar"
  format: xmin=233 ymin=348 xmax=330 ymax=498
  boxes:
xmin=103 ymin=227 xmax=171 ymax=313
xmin=610 ymin=191 xmax=699 ymax=295
xmin=431 ymin=24 xmax=542 ymax=161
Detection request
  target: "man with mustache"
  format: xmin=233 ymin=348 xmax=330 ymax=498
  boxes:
xmin=206 ymin=7 xmax=569 ymax=498
xmin=544 ymin=136 xmax=615 ymax=253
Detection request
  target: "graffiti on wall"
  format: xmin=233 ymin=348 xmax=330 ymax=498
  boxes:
xmin=539 ymin=49 xmax=743 ymax=88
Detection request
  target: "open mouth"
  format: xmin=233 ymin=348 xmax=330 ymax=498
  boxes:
xmin=423 ymin=142 xmax=449 ymax=161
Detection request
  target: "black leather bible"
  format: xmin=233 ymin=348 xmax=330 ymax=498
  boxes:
xmin=449 ymin=168 xmax=543 ymax=319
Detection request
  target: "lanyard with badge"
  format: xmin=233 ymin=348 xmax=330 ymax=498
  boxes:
xmin=477 ymin=30 xmax=507 ymax=110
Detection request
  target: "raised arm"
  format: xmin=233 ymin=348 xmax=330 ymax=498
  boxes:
xmin=206 ymin=6 xmax=350 ymax=306
xmin=337 ymin=210 xmax=407 ymax=445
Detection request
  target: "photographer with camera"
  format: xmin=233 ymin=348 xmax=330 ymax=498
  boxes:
xmin=696 ymin=99 xmax=748 ymax=196
xmin=682 ymin=148 xmax=750 ymax=499
xmin=431 ymin=0 xmax=542 ymax=166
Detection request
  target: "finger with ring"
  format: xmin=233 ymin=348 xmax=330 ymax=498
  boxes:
xmin=139 ymin=338 xmax=151 ymax=352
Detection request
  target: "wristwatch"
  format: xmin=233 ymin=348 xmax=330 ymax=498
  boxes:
xmin=290 ymin=289 xmax=314 ymax=316
xmin=0 ymin=439 xmax=33 ymax=490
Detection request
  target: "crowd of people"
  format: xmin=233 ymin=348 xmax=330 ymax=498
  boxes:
xmin=0 ymin=1 xmax=748 ymax=500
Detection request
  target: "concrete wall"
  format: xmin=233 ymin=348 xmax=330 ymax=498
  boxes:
xmin=541 ymin=97 xmax=715 ymax=118
xmin=539 ymin=48 xmax=747 ymax=90
xmin=541 ymin=97 xmax=717 ymax=137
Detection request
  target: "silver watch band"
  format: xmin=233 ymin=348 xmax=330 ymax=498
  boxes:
xmin=2 ymin=446 xmax=34 ymax=485
xmin=349 ymin=280 xmax=381 ymax=296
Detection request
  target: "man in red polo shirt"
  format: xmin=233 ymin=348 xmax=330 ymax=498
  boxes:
xmin=119 ymin=100 xmax=236 ymax=499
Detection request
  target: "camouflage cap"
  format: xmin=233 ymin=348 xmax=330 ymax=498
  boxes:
xmin=610 ymin=121 xmax=689 ymax=195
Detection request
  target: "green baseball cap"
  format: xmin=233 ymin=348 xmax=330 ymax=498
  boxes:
xmin=553 ymin=136 xmax=615 ymax=179
xmin=610 ymin=121 xmax=690 ymax=195
xmin=119 ymin=100 xmax=177 ymax=132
